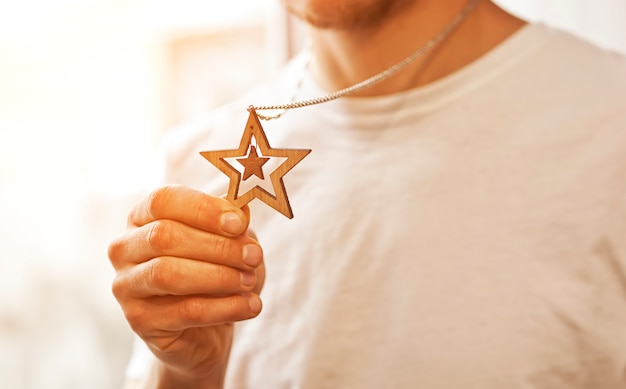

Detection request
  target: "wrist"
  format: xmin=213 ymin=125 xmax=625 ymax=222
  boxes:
xmin=148 ymin=359 xmax=225 ymax=389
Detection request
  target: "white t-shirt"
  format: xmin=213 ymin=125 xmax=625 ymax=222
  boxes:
xmin=126 ymin=24 xmax=626 ymax=388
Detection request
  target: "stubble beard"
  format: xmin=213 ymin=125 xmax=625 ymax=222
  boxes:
xmin=283 ymin=0 xmax=416 ymax=30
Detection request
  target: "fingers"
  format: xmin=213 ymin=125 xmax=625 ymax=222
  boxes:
xmin=108 ymin=185 xmax=266 ymax=340
xmin=112 ymin=255 xmax=265 ymax=334
xmin=129 ymin=185 xmax=249 ymax=237
xmin=125 ymin=293 xmax=262 ymax=333
xmin=109 ymin=220 xmax=262 ymax=271
xmin=112 ymin=257 xmax=259 ymax=298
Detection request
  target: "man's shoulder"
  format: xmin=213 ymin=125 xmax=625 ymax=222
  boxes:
xmin=499 ymin=24 xmax=626 ymax=128
xmin=531 ymin=24 xmax=626 ymax=92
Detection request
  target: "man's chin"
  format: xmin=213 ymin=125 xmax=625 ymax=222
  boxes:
xmin=283 ymin=0 xmax=405 ymax=30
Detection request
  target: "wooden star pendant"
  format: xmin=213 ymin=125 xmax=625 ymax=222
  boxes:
xmin=200 ymin=109 xmax=311 ymax=219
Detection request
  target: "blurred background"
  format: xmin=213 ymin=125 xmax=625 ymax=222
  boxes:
xmin=0 ymin=1 xmax=624 ymax=388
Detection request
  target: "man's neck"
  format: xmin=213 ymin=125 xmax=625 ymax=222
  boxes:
xmin=307 ymin=0 xmax=526 ymax=96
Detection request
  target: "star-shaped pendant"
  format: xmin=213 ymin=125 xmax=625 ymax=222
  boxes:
xmin=200 ymin=109 xmax=311 ymax=219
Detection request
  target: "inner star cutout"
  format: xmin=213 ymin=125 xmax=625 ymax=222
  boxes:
xmin=200 ymin=109 xmax=311 ymax=219
xmin=237 ymin=145 xmax=269 ymax=180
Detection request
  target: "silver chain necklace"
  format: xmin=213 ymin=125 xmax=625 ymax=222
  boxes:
xmin=250 ymin=0 xmax=480 ymax=120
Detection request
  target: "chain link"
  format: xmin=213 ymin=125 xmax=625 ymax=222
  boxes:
xmin=250 ymin=0 xmax=480 ymax=120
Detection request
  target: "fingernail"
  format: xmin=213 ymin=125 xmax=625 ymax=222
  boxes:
xmin=242 ymin=244 xmax=263 ymax=267
xmin=248 ymin=294 xmax=262 ymax=314
xmin=220 ymin=212 xmax=244 ymax=235
xmin=240 ymin=271 xmax=256 ymax=287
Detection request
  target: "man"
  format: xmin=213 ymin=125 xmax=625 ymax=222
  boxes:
xmin=108 ymin=0 xmax=626 ymax=388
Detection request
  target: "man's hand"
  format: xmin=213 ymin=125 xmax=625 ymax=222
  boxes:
xmin=108 ymin=185 xmax=265 ymax=389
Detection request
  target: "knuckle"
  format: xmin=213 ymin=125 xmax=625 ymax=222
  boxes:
xmin=147 ymin=220 xmax=178 ymax=253
xmin=194 ymin=197 xmax=213 ymax=227
xmin=146 ymin=185 xmax=176 ymax=218
xmin=178 ymin=298 xmax=205 ymax=326
xmin=110 ymin=275 xmax=127 ymax=300
xmin=208 ymin=265 xmax=232 ymax=288
xmin=212 ymin=236 xmax=228 ymax=257
xmin=124 ymin=304 xmax=149 ymax=334
xmin=107 ymin=237 xmax=125 ymax=267
xmin=148 ymin=258 xmax=172 ymax=293
xmin=126 ymin=204 xmax=138 ymax=227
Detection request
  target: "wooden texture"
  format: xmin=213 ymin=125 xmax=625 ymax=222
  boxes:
xmin=200 ymin=110 xmax=311 ymax=219
xmin=237 ymin=145 xmax=269 ymax=180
